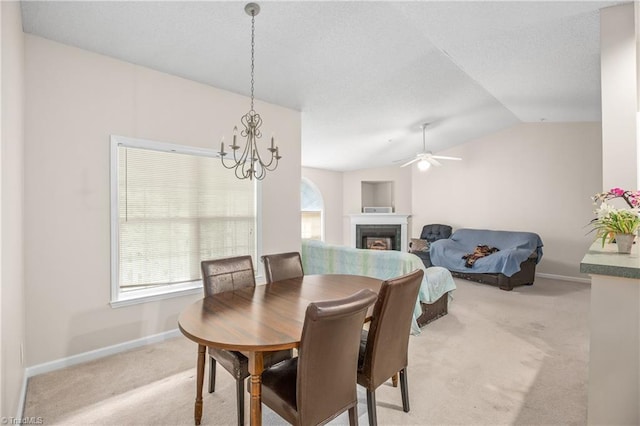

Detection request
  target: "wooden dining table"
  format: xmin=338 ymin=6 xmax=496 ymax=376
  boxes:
xmin=178 ymin=273 xmax=383 ymax=426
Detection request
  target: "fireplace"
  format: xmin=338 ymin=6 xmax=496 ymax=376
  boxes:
xmin=356 ymin=224 xmax=402 ymax=251
xmin=349 ymin=214 xmax=410 ymax=252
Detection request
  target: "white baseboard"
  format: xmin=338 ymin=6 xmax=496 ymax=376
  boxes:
xmin=24 ymin=328 xmax=181 ymax=379
xmin=536 ymin=272 xmax=590 ymax=284
xmin=18 ymin=328 xmax=182 ymax=417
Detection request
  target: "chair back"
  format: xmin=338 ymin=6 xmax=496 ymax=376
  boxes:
xmin=261 ymin=252 xmax=304 ymax=283
xmin=420 ymin=224 xmax=452 ymax=242
xmin=360 ymin=269 xmax=424 ymax=389
xmin=200 ymin=255 xmax=256 ymax=296
xmin=297 ymin=289 xmax=377 ymax=425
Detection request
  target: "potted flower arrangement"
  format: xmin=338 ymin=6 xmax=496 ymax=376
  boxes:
xmin=590 ymin=188 xmax=640 ymax=253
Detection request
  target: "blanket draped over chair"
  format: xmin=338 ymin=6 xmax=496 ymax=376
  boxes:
xmin=301 ymin=239 xmax=456 ymax=334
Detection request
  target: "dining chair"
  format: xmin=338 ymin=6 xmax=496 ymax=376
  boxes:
xmin=261 ymin=251 xmax=304 ymax=283
xmin=357 ymin=269 xmax=424 ymax=426
xmin=200 ymin=256 xmax=292 ymax=426
xmin=260 ymin=288 xmax=378 ymax=426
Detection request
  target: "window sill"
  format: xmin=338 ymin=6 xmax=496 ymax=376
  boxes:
xmin=110 ymin=282 xmax=203 ymax=308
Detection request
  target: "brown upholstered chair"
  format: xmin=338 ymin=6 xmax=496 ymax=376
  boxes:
xmin=200 ymin=256 xmax=292 ymax=426
xmin=357 ymin=269 xmax=424 ymax=426
xmin=261 ymin=251 xmax=304 ymax=283
xmin=260 ymin=289 xmax=378 ymax=426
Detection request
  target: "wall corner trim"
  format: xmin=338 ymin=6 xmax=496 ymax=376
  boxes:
xmin=17 ymin=373 xmax=28 ymax=420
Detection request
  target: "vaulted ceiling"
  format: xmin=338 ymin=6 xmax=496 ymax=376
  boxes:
xmin=20 ymin=1 xmax=625 ymax=171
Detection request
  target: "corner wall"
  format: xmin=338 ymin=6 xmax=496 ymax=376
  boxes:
xmin=23 ymin=35 xmax=301 ymax=367
xmin=586 ymin=4 xmax=640 ymax=424
xmin=301 ymin=167 xmax=344 ymax=245
xmin=411 ymin=122 xmax=602 ymax=280
xmin=601 ymin=3 xmax=638 ymax=190
xmin=1 ymin=0 xmax=26 ymax=418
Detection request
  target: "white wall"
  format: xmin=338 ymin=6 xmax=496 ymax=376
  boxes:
xmin=1 ymin=0 xmax=26 ymax=418
xmin=23 ymin=35 xmax=301 ymax=366
xmin=301 ymin=167 xmax=344 ymax=245
xmin=601 ymin=3 xmax=638 ymax=190
xmin=342 ymin=166 xmax=412 ymax=245
xmin=410 ymin=122 xmax=602 ymax=280
xmin=587 ymin=5 xmax=640 ymax=424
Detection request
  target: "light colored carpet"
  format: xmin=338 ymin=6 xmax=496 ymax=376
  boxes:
xmin=24 ymin=277 xmax=590 ymax=425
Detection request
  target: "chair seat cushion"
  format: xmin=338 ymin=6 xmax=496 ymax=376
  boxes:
xmin=357 ymin=329 xmax=377 ymax=389
xmin=358 ymin=329 xmax=369 ymax=370
xmin=261 ymin=358 xmax=298 ymax=424
xmin=208 ymin=347 xmax=292 ymax=380
xmin=208 ymin=347 xmax=248 ymax=379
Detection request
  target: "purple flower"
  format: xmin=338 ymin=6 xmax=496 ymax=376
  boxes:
xmin=611 ymin=187 xmax=625 ymax=197
xmin=594 ymin=188 xmax=640 ymax=209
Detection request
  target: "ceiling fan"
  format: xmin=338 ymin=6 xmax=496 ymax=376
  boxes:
xmin=398 ymin=123 xmax=462 ymax=171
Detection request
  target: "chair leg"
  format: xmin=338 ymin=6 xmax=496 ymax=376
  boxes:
xmin=208 ymin=356 xmax=216 ymax=393
xmin=348 ymin=404 xmax=358 ymax=426
xmin=391 ymin=372 xmax=398 ymax=387
xmin=366 ymin=389 xmax=377 ymax=426
xmin=399 ymin=367 xmax=410 ymax=413
xmin=236 ymin=377 xmax=245 ymax=426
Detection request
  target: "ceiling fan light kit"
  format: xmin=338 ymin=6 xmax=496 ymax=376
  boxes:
xmin=399 ymin=123 xmax=462 ymax=171
xmin=417 ymin=159 xmax=431 ymax=171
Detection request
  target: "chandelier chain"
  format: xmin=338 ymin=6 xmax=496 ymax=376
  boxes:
xmin=250 ymin=12 xmax=255 ymax=112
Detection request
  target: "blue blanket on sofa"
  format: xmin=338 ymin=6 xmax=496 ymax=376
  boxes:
xmin=429 ymin=229 xmax=543 ymax=277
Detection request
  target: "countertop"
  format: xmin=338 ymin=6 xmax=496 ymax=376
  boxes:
xmin=580 ymin=240 xmax=640 ymax=279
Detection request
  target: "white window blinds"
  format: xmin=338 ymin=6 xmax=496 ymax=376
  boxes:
xmin=114 ymin=140 xmax=256 ymax=294
xmin=301 ymin=178 xmax=323 ymax=241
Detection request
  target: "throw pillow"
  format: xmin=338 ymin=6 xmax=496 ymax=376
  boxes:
xmin=410 ymin=238 xmax=430 ymax=252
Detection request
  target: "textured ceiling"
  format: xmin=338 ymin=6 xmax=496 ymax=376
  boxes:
xmin=20 ymin=1 xmax=624 ymax=171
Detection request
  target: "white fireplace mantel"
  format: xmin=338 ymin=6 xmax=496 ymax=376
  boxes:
xmin=349 ymin=214 xmax=411 ymax=252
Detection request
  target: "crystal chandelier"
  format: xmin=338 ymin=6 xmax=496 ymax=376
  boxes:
xmin=219 ymin=2 xmax=281 ymax=181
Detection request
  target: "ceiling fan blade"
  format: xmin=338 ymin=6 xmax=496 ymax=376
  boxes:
xmin=432 ymin=155 xmax=462 ymax=161
xmin=426 ymin=156 xmax=442 ymax=167
xmin=400 ymin=158 xmax=420 ymax=167
xmin=393 ymin=157 xmax=413 ymax=164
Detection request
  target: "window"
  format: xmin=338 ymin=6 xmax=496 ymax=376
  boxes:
xmin=110 ymin=135 xmax=257 ymax=306
xmin=301 ymin=178 xmax=323 ymax=240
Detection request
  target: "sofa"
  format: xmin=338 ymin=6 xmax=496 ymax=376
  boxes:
xmin=301 ymin=239 xmax=457 ymax=332
xmin=428 ymin=228 xmax=544 ymax=291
